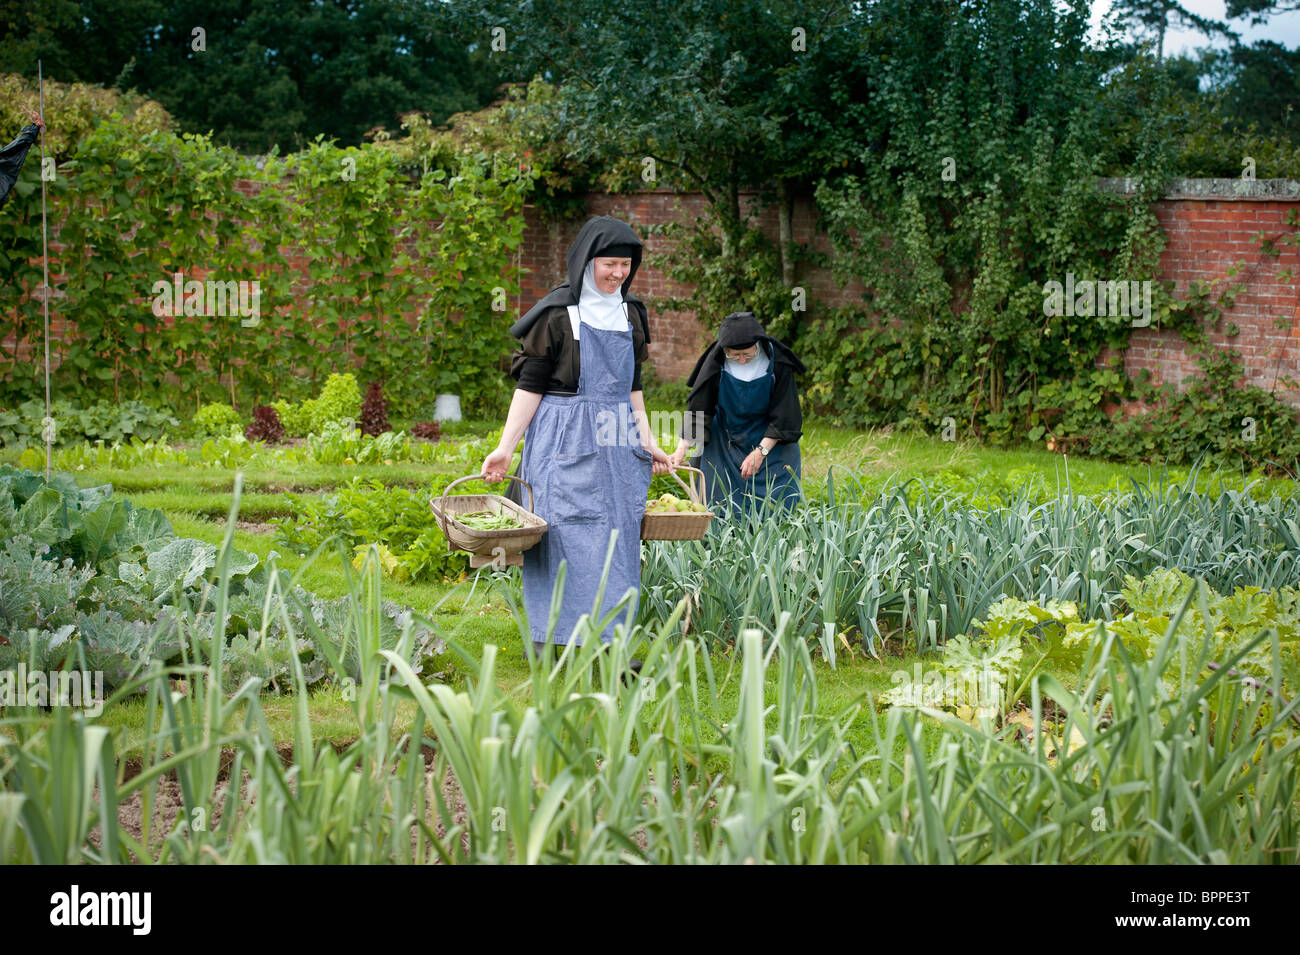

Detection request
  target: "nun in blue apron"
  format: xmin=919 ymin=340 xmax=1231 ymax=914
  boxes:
xmin=668 ymin=312 xmax=806 ymax=522
xmin=482 ymin=216 xmax=671 ymax=663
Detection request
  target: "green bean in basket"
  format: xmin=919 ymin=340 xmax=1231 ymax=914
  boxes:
xmin=456 ymin=509 xmax=524 ymax=530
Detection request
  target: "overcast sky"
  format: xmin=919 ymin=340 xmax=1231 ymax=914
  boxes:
xmin=1089 ymin=0 xmax=1300 ymax=55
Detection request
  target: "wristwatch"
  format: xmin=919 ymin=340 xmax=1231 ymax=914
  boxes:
xmin=758 ymin=444 xmax=770 ymax=457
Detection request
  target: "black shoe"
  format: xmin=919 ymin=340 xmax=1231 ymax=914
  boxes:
xmin=620 ymin=657 xmax=643 ymax=686
xmin=528 ymin=642 xmax=566 ymax=663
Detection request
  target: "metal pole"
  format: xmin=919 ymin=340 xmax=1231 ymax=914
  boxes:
xmin=38 ymin=60 xmax=51 ymax=481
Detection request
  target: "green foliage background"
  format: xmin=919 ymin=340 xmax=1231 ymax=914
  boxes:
xmin=0 ymin=109 xmax=530 ymax=421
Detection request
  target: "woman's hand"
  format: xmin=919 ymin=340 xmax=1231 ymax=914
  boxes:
xmin=641 ymin=439 xmax=672 ymax=475
xmin=650 ymin=445 xmax=672 ymax=476
xmin=481 ymin=446 xmax=511 ymax=483
xmin=28 ymin=110 xmax=43 ymax=130
xmin=739 ymin=449 xmax=764 ymax=480
xmin=668 ymin=439 xmax=689 ymax=469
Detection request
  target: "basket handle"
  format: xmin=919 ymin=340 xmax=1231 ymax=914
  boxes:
xmin=434 ymin=472 xmax=534 ymax=538
xmin=666 ymin=465 xmax=706 ymax=505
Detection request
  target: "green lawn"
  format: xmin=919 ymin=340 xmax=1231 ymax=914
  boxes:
xmin=16 ymin=408 xmax=1288 ymax=501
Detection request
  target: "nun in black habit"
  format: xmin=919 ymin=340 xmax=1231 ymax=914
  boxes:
xmin=481 ymin=215 xmax=671 ymax=662
xmin=0 ymin=111 xmax=44 ymax=212
xmin=668 ymin=312 xmax=806 ymax=519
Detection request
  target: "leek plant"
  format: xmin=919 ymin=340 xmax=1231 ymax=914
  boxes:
xmin=2 ymin=475 xmax=445 ymax=863
xmin=640 ymin=467 xmax=1300 ymax=657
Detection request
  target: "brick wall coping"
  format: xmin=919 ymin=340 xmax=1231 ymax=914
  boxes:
xmin=1097 ymin=178 xmax=1300 ymax=200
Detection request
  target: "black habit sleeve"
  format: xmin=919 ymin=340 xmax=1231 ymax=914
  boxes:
xmin=510 ymin=307 xmax=562 ymax=394
xmin=682 ymin=377 xmax=719 ymax=447
xmin=763 ymin=361 xmax=803 ymax=443
xmin=630 ymin=301 xmax=650 ymax=392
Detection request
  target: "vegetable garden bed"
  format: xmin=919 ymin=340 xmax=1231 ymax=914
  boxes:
xmin=3 ymin=421 xmax=1297 ymax=864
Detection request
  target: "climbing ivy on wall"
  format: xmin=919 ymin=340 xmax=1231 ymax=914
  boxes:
xmin=0 ymin=116 xmax=529 ymax=420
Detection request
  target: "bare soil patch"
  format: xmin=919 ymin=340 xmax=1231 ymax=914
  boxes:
xmin=234 ymin=520 xmax=277 ymax=535
xmin=90 ymin=740 xmax=473 ymax=862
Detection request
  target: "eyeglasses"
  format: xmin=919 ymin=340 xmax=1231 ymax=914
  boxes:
xmin=725 ymin=346 xmax=758 ymax=362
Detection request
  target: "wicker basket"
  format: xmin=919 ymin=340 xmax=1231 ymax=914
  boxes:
xmin=430 ymin=473 xmax=547 ymax=568
xmin=641 ymin=466 xmax=713 ymax=541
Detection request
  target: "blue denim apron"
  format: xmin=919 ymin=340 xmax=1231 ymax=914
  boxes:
xmin=517 ymin=315 xmax=652 ymax=646
xmin=692 ymin=343 xmax=802 ymax=521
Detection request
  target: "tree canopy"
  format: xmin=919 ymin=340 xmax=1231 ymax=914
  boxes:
xmin=0 ymin=0 xmax=500 ymax=152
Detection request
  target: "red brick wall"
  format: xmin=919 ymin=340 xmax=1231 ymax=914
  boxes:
xmin=1097 ymin=197 xmax=1300 ymax=409
xmin=524 ymin=189 xmax=1300 ymax=408
xmin=13 ymin=181 xmax=1298 ymax=408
